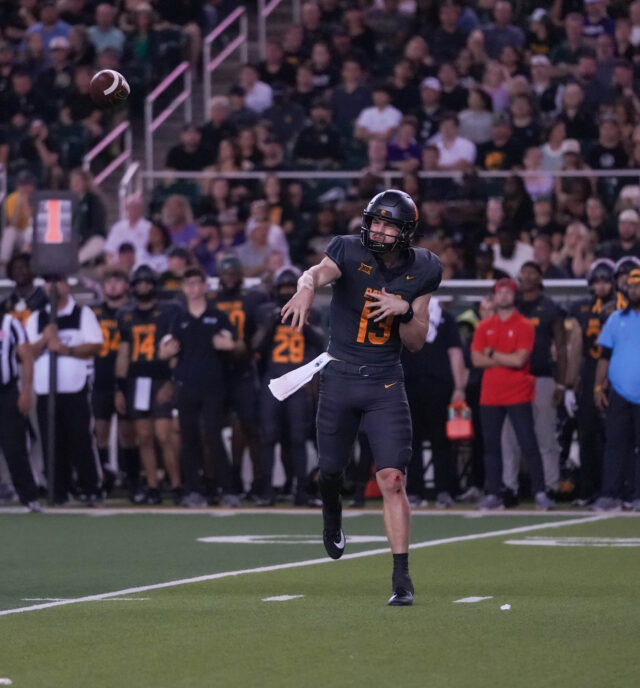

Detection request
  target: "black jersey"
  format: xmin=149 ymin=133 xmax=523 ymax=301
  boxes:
xmin=209 ymin=286 xmax=269 ymax=373
xmin=325 ymin=235 xmax=442 ymax=366
xmin=571 ymin=296 xmax=616 ymax=365
xmin=2 ymin=287 xmax=48 ymax=327
xmin=117 ymin=301 xmax=179 ymax=380
xmin=516 ymin=294 xmax=565 ymax=378
xmin=92 ymin=302 xmax=121 ymax=390
xmin=255 ymin=302 xmax=325 ymax=378
xmin=169 ymin=302 xmax=234 ymax=389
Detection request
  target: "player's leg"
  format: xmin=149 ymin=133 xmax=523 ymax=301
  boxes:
xmin=257 ymin=384 xmax=282 ymax=505
xmin=201 ymin=391 xmax=237 ymax=505
xmin=134 ymin=418 xmax=158 ymax=495
xmin=316 ymin=367 xmax=361 ymax=559
xmin=361 ymin=379 xmax=413 ymax=605
xmin=154 ymin=418 xmax=181 ymax=491
xmin=176 ymin=386 xmax=205 ymax=498
xmin=117 ymin=418 xmax=140 ymax=497
xmin=286 ymin=388 xmax=313 ymax=506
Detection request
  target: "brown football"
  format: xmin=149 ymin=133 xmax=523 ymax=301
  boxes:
xmin=89 ymin=69 xmax=130 ymax=108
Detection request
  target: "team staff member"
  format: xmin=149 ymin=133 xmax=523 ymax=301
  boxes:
xmin=570 ymin=259 xmax=616 ymax=505
xmin=160 ymin=267 xmax=241 ymax=508
xmin=115 ymin=266 xmax=181 ymax=505
xmin=471 ymin=278 xmax=554 ymax=511
xmin=1 ymin=253 xmax=48 ymax=326
xmin=502 ymin=261 xmax=568 ymax=496
xmin=26 ymin=279 xmax=103 ymax=505
xmin=92 ymin=268 xmax=138 ymax=495
xmin=253 ymin=268 xmax=325 ymax=507
xmin=0 ymin=308 xmax=41 ymax=511
xmin=210 ymin=255 xmax=269 ymax=496
xmin=282 ymin=190 xmax=442 ymax=606
xmin=593 ymin=268 xmax=640 ymax=512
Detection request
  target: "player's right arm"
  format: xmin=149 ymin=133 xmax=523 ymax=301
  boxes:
xmin=281 ymin=256 xmax=341 ymax=332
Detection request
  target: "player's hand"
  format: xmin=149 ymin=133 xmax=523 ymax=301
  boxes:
xmin=17 ymin=388 xmax=32 ymax=415
xmin=156 ymin=381 xmax=174 ymax=405
xmin=213 ymin=329 xmax=235 ymax=351
xmin=564 ymin=389 xmax=578 ymax=417
xmin=159 ymin=335 xmax=180 ymax=359
xmin=47 ymin=336 xmax=66 ymax=354
xmin=594 ymin=388 xmax=608 ymax=412
xmin=115 ymin=390 xmax=127 ymax=416
xmin=281 ymin=288 xmax=314 ymax=332
xmin=552 ymin=385 xmax=565 ymax=407
xmin=365 ymin=288 xmax=408 ymax=322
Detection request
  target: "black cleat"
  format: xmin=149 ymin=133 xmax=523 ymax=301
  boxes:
xmin=388 ymin=575 xmax=414 ymax=606
xmin=323 ymin=527 xmax=346 ymax=559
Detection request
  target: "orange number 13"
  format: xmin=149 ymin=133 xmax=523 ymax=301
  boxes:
xmin=357 ymin=302 xmax=393 ymax=345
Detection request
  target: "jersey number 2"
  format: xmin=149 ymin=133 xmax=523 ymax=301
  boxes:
xmin=272 ymin=327 xmax=304 ymax=363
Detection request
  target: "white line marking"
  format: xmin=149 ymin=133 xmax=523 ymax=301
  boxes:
xmin=500 ymin=604 xmax=511 ymax=611
xmin=0 ymin=514 xmax=610 ymax=618
xmin=197 ymin=534 xmax=388 ymax=545
xmin=262 ymin=595 xmax=305 ymax=602
xmin=22 ymin=597 xmax=149 ymax=602
xmin=505 ymin=536 xmax=640 ymax=547
xmin=0 ymin=679 xmax=12 ymax=685
xmin=453 ymin=596 xmax=493 ymax=604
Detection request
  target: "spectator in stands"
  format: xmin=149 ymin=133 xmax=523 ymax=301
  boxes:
xmin=282 ymin=24 xmax=305 ymax=68
xmin=526 ymin=8 xmax=555 ymax=58
xmin=597 ymin=209 xmax=640 ymax=261
xmin=70 ymin=168 xmax=107 ymax=266
xmin=467 ymin=242 xmax=509 ymax=280
xmin=387 ymin=117 xmax=421 ymax=173
xmin=403 ymin=36 xmax=435 ymax=81
xmin=429 ymin=0 xmax=467 ymax=64
xmin=522 ymin=147 xmax=553 ymax=201
xmin=431 ymin=111 xmax=476 ymax=171
xmin=227 ymin=86 xmax=258 ymax=129
xmin=262 ymin=84 xmax=306 ymax=147
xmin=437 ymin=62 xmax=468 ymax=113
xmin=68 ymin=24 xmax=96 ymax=67
xmin=236 ymin=216 xmax=281 ymax=278
xmin=344 ymin=7 xmax=376 ymax=62
xmin=301 ymin=1 xmax=329 ymax=54
xmin=492 ymin=223 xmax=534 ymax=278
xmin=471 ymin=278 xmax=552 ymax=510
xmin=89 ymin=3 xmax=125 ymax=55
xmin=18 ymin=118 xmax=63 ymax=189
xmin=20 ymin=32 xmax=48 ymax=80
xmin=137 ymin=221 xmax=171 ymax=273
xmin=594 ymin=268 xmax=640 ymax=512
xmin=587 ymin=114 xmax=628 ymax=207
xmin=165 ymin=123 xmax=209 ymax=172
xmin=477 ymin=114 xmax=520 ymax=170
xmin=61 ymin=64 xmax=104 ymax=138
xmin=105 ymin=194 xmax=151 ymax=264
xmin=414 ymin=77 xmax=443 ymax=145
xmin=0 ymin=171 xmax=36 ymax=276
xmin=309 ymin=40 xmax=339 ymax=93
xmin=161 ymin=195 xmax=197 ymax=248
xmin=60 ymin=0 xmax=94 ymax=27
xmin=258 ymin=40 xmax=296 ymax=87
xmin=540 ymin=119 xmax=566 ymax=171
xmin=480 ymin=60 xmax=509 ymax=114
xmin=154 ymin=0 xmax=203 ymax=71
xmin=554 ymin=139 xmax=594 ymax=221
xmin=355 ymin=83 xmax=402 ymax=143
xmin=459 ymin=86 xmax=494 ymax=145
xmin=554 ymin=221 xmax=594 ymax=278
xmin=532 ymin=235 xmax=568 ymax=279
xmin=291 ymin=62 xmax=316 ymax=113
xmin=23 ymin=0 xmax=71 ymax=57
xmin=510 ymin=94 xmax=540 ymax=151
xmin=200 ymin=96 xmax=237 ymax=160
xmin=4 ymin=68 xmax=47 ymax=129
xmin=482 ymin=0 xmax=524 ymax=60
xmin=529 ymin=55 xmax=559 ymax=122
xmin=586 ymin=195 xmax=614 ymax=243
xmin=574 ymin=51 xmax=606 ymax=111
xmin=364 ymin=0 xmax=412 ymax=63
xmin=503 ymin=174 xmax=533 ymax=228
xmin=213 ymin=138 xmax=241 ymax=174
xmin=239 ymin=64 xmax=273 ymax=114
xmin=550 ymin=13 xmax=585 ymax=77
xmin=115 ymin=242 xmax=137 ymax=274
xmin=293 ymin=100 xmax=342 ymax=169
xmin=36 ymin=36 xmax=74 ymax=115
xmin=528 ymin=198 xmax=563 ymax=245
xmin=390 ymin=58 xmax=420 ymax=114
xmin=595 ymin=32 xmax=616 ymax=85
xmin=363 ymin=138 xmax=389 ymax=176
xmin=259 ymin=135 xmax=286 ymax=172
xmin=192 ymin=215 xmax=222 ymax=276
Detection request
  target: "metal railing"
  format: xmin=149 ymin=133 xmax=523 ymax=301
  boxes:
xmin=82 ymin=121 xmax=132 ymax=187
xmin=144 ymin=61 xmax=192 ymax=190
xmin=118 ymin=161 xmax=142 ymax=220
xmin=258 ymin=0 xmax=302 ymax=60
xmin=202 ymin=6 xmax=248 ymax=121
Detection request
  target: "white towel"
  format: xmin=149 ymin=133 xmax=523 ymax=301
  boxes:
xmin=268 ymin=352 xmax=335 ymax=401
xmin=426 ymin=297 xmax=442 ymax=343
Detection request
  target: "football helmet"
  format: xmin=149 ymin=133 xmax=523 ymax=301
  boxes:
xmin=361 ymin=190 xmax=419 ymax=254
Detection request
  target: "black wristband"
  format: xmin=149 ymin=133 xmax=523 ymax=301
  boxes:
xmin=399 ymin=304 xmax=414 ymax=323
xmin=116 ymin=378 xmax=127 ymax=393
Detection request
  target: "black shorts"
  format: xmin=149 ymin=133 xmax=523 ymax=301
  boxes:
xmin=126 ymin=378 xmax=173 ymax=421
xmin=316 ymin=360 xmax=412 ymax=474
xmin=92 ymin=387 xmax=115 ymax=420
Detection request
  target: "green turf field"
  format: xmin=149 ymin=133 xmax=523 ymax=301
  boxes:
xmin=1 ymin=508 xmax=639 ymax=688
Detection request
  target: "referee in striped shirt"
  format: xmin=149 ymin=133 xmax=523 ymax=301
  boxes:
xmin=0 ymin=308 xmax=41 ymax=511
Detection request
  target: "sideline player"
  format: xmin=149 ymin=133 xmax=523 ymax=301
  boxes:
xmin=281 ymin=190 xmax=442 ymax=605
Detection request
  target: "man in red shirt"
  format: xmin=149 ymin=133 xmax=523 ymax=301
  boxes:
xmin=471 ymin=278 xmax=555 ymax=510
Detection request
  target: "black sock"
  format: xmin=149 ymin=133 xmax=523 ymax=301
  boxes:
xmin=319 ymin=471 xmax=343 ymax=517
xmin=393 ymin=553 xmax=410 ymax=580
xmin=98 ymin=448 xmax=109 ymax=470
xmin=121 ymin=447 xmax=140 ymax=488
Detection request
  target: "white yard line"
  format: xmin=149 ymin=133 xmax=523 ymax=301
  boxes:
xmin=0 ymin=514 xmax=611 ymax=618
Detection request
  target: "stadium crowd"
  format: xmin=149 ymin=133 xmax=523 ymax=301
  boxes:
xmin=1 ymin=0 xmax=640 ymax=512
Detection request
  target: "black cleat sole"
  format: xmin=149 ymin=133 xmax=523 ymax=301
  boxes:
xmin=323 ymin=528 xmax=346 ymax=559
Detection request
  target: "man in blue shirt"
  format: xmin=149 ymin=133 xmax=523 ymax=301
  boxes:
xmin=594 ymin=268 xmax=640 ymax=511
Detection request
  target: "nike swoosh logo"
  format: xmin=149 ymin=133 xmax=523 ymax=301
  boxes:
xmin=406 ymin=275 xmax=415 ymax=280
xmin=335 ymin=531 xmax=345 ymax=549
xmin=384 ymin=382 xmax=397 ymax=389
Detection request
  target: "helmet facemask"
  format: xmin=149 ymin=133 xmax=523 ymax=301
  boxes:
xmin=361 ymin=213 xmax=413 ymax=254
